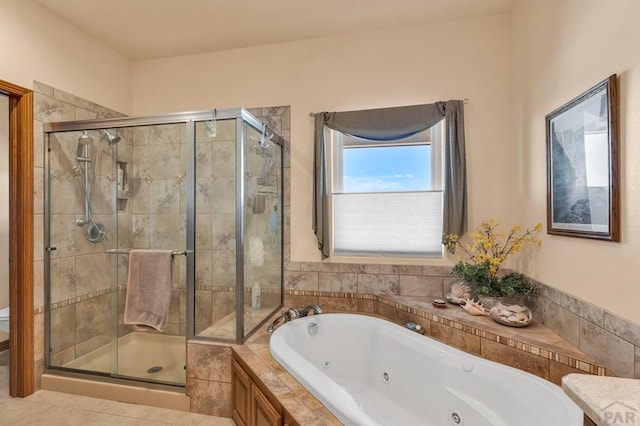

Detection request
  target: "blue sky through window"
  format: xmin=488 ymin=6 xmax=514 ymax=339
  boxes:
xmin=343 ymin=145 xmax=430 ymax=192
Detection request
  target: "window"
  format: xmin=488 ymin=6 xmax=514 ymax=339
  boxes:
xmin=330 ymin=121 xmax=444 ymax=257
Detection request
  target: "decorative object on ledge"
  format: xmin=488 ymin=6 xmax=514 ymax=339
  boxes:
xmin=432 ymin=299 xmax=447 ymax=308
xmin=460 ymin=298 xmax=488 ymax=316
xmin=445 ymin=281 xmax=473 ymax=305
xmin=444 ymin=219 xmax=541 ymax=302
xmin=478 ymin=287 xmax=532 ymax=311
xmin=545 ymin=74 xmax=619 ymax=241
xmin=490 ymin=302 xmax=533 ymax=327
xmin=405 ymin=322 xmax=425 ymax=334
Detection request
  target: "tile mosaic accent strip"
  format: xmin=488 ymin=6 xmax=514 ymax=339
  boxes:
xmin=48 ymin=287 xmax=113 ymax=311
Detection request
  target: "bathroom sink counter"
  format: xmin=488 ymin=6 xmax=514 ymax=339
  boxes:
xmin=562 ymin=374 xmax=640 ymax=426
xmin=234 ymin=293 xmax=613 ymax=425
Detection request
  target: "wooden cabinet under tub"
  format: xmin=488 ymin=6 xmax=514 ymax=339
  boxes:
xmin=232 ymin=359 xmax=252 ymax=426
xmin=233 ymin=357 xmax=297 ymax=426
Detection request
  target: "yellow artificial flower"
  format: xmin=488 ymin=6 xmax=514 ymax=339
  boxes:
xmin=446 ymin=219 xmax=542 ymax=282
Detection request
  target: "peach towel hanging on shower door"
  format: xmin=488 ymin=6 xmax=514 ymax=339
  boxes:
xmin=124 ymin=250 xmax=173 ymax=332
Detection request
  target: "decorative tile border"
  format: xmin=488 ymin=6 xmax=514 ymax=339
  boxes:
xmin=195 ymin=285 xmax=235 ymax=292
xmin=48 ymin=287 xmax=114 ymax=311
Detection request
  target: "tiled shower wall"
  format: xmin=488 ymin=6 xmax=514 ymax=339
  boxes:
xmin=126 ymin=122 xmax=189 ymax=336
xmin=123 ymin=115 xmax=284 ymax=338
xmin=115 ymin=119 xmax=249 ymax=337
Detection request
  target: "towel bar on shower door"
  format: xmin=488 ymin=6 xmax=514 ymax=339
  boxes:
xmin=105 ymin=249 xmax=188 ymax=257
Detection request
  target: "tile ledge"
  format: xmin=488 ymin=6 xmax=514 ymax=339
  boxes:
xmin=375 ymin=293 xmax=611 ymax=375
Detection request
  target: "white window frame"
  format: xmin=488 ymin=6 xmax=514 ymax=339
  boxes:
xmin=328 ymin=121 xmax=445 ymax=258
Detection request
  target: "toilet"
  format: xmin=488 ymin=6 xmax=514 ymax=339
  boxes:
xmin=0 ymin=307 xmax=8 ymax=334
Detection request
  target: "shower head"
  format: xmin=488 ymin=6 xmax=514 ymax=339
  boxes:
xmin=101 ymin=129 xmax=121 ymax=144
xmin=78 ymin=131 xmax=93 ymax=145
xmin=76 ymin=131 xmax=93 ymax=162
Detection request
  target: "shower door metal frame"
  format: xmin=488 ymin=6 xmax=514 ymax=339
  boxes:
xmin=43 ymin=108 xmax=285 ymax=382
xmin=235 ymin=116 xmax=245 ymax=343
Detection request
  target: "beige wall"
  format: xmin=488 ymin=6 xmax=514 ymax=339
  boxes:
xmin=7 ymin=0 xmax=637 ymax=333
xmin=0 ymin=0 xmax=132 ymax=114
xmin=132 ymin=14 xmax=513 ymax=263
xmin=511 ymin=0 xmax=640 ymax=323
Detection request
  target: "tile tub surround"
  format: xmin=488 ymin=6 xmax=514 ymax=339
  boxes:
xmin=187 ymin=341 xmax=234 ymax=417
xmin=530 ymin=280 xmax=640 ymax=379
xmin=285 ymin=292 xmax=611 ymax=382
xmin=285 ymin=261 xmax=640 ymax=379
xmin=562 ymin=374 xmax=640 ymax=426
xmin=232 ymin=300 xmax=604 ymax=425
xmin=232 ymin=328 xmax=342 ymax=425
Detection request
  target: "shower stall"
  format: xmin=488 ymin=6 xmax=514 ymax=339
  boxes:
xmin=43 ymin=108 xmax=283 ymax=387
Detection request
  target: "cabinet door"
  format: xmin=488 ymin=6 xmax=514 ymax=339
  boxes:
xmin=232 ymin=360 xmax=251 ymax=426
xmin=251 ymin=384 xmax=282 ymax=426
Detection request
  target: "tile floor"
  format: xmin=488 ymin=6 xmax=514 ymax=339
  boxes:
xmin=0 ymin=350 xmax=235 ymax=426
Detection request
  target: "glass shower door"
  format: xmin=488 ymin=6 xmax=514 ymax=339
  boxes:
xmin=46 ymin=122 xmax=188 ymax=386
xmin=192 ymin=118 xmax=238 ymax=340
xmin=242 ymin=120 xmax=282 ymax=338
xmin=191 ymin=113 xmax=283 ymax=342
xmin=46 ymin=129 xmax=117 ymax=375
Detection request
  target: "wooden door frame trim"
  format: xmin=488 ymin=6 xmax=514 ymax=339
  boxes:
xmin=1 ymin=79 xmax=34 ymax=397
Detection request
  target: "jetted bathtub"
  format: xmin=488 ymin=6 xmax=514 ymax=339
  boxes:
xmin=269 ymin=313 xmax=582 ymax=426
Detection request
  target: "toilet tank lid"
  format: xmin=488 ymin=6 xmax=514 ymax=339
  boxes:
xmin=0 ymin=307 xmax=8 ymax=319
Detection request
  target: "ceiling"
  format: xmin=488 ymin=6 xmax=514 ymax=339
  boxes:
xmin=35 ymin=0 xmax=514 ymax=61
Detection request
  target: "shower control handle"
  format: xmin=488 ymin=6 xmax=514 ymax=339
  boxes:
xmin=46 ymin=247 xmax=57 ymax=252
